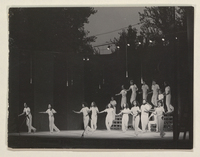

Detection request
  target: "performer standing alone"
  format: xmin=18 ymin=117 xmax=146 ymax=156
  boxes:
xmin=127 ymin=80 xmax=138 ymax=104
xmin=18 ymin=103 xmax=36 ymax=133
xmin=151 ymin=80 xmax=160 ymax=107
xmin=116 ymin=85 xmax=127 ymax=109
xmin=39 ymin=104 xmax=60 ymax=133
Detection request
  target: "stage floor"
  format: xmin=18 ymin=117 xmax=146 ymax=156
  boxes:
xmin=9 ymin=130 xmax=173 ymax=140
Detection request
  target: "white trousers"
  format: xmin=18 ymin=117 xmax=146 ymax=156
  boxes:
xmin=49 ymin=116 xmax=60 ymax=132
xmin=122 ymin=114 xmax=129 ymax=132
xmin=26 ymin=114 xmax=36 ymax=133
xmin=141 ymin=114 xmax=148 ymax=131
xmin=91 ymin=115 xmax=97 ymax=130
xmin=105 ymin=115 xmax=113 ymax=130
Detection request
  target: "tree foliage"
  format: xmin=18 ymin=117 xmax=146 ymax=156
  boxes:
xmin=138 ymin=7 xmax=187 ymax=45
xmin=9 ymin=8 xmax=97 ymax=54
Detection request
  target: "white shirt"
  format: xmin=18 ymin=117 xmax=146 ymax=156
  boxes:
xmin=141 ymin=104 xmax=152 ymax=116
xmin=46 ymin=109 xmax=56 ymax=116
xmin=110 ymin=100 xmax=117 ymax=107
xmin=158 ymin=93 xmax=164 ymax=100
xmin=120 ymin=90 xmax=127 ymax=97
xmin=152 ymin=84 xmax=160 ymax=95
xmin=23 ymin=107 xmax=31 ymax=115
xmin=90 ymin=107 xmax=99 ymax=117
xmin=131 ymin=106 xmax=140 ymax=116
xmin=165 ymin=86 xmax=171 ymax=95
xmin=155 ymin=106 xmax=165 ymax=116
xmin=130 ymin=85 xmax=138 ymax=93
xmin=105 ymin=108 xmax=114 ymax=117
xmin=80 ymin=107 xmax=90 ymax=117
xmin=142 ymin=84 xmax=149 ymax=92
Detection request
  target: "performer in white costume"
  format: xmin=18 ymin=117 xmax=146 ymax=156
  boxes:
xmin=155 ymin=101 xmax=166 ymax=138
xmin=141 ymin=99 xmax=152 ymax=132
xmin=110 ymin=97 xmax=117 ymax=121
xmin=131 ymin=100 xmax=141 ymax=135
xmin=116 ymin=103 xmax=132 ymax=132
xmin=89 ymin=102 xmax=99 ymax=131
xmin=116 ymin=85 xmax=127 ymax=108
xmin=18 ymin=103 xmax=36 ymax=133
xmin=39 ymin=104 xmax=60 ymax=133
xmin=141 ymin=81 xmax=149 ymax=100
xmin=73 ymin=103 xmax=90 ymax=130
xmin=158 ymin=89 xmax=164 ymax=103
xmin=99 ymin=103 xmax=114 ymax=131
xmin=148 ymin=112 xmax=158 ymax=132
xmin=151 ymin=80 xmax=160 ymax=107
xmin=164 ymin=81 xmax=172 ymax=112
xmin=127 ymin=80 xmax=138 ymax=104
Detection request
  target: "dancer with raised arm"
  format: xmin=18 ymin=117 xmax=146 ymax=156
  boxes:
xmin=99 ymin=103 xmax=114 ymax=131
xmin=115 ymin=85 xmax=127 ymax=109
xmin=127 ymin=80 xmax=138 ymax=104
xmin=18 ymin=103 xmax=36 ymax=133
xmin=130 ymin=100 xmax=141 ymax=135
xmin=164 ymin=81 xmax=172 ymax=113
xmin=73 ymin=102 xmax=90 ymax=130
xmin=155 ymin=101 xmax=166 ymax=138
xmin=110 ymin=96 xmax=117 ymax=121
xmin=39 ymin=104 xmax=60 ymax=133
xmin=141 ymin=99 xmax=152 ymax=132
xmin=89 ymin=102 xmax=99 ymax=131
xmin=116 ymin=103 xmax=132 ymax=133
xmin=151 ymin=80 xmax=160 ymax=107
xmin=141 ymin=81 xmax=149 ymax=100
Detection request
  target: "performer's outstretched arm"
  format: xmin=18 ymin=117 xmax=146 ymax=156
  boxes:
xmin=18 ymin=112 xmax=25 ymax=117
xmin=73 ymin=110 xmax=81 ymax=114
xmin=99 ymin=110 xmax=106 ymax=114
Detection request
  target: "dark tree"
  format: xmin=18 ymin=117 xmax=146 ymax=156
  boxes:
xmin=138 ymin=7 xmax=187 ymax=46
xmin=9 ymin=8 xmax=97 ymax=54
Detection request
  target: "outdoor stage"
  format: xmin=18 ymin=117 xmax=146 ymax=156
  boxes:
xmin=8 ymin=130 xmax=192 ymax=149
xmin=9 ymin=130 xmax=173 ymax=140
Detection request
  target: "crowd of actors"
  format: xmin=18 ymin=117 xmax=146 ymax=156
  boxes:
xmin=18 ymin=80 xmax=174 ymax=138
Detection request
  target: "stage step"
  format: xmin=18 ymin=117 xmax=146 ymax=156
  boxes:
xmin=150 ymin=115 xmax=173 ymax=132
xmin=111 ymin=115 xmax=122 ymax=130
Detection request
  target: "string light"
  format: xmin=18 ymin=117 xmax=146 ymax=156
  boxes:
xmin=149 ymin=40 xmax=153 ymax=43
xmin=162 ymin=38 xmax=165 ymax=41
xmin=138 ymin=42 xmax=141 ymax=45
xmin=127 ymin=43 xmax=130 ymax=46
xmin=117 ymin=46 xmax=120 ymax=49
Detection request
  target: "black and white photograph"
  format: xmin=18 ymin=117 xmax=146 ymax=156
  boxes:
xmin=7 ymin=6 xmax=193 ymax=149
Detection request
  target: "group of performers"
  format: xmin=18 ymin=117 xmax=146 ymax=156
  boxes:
xmin=18 ymin=80 xmax=173 ymax=138
xmin=18 ymin=103 xmax=60 ymax=133
xmin=73 ymin=80 xmax=174 ymax=137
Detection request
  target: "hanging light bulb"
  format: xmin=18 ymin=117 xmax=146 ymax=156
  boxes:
xmin=30 ymin=78 xmax=32 ymax=84
xmin=66 ymin=80 xmax=69 ymax=87
xmin=99 ymin=84 xmax=101 ymax=89
xmin=126 ymin=71 xmax=128 ymax=78
xmin=149 ymin=40 xmax=153 ymax=43
xmin=175 ymin=37 xmax=178 ymax=40
xmin=83 ymin=58 xmax=85 ymax=61
xmin=162 ymin=38 xmax=165 ymax=41
xmin=117 ymin=46 xmax=120 ymax=49
xmin=138 ymin=42 xmax=141 ymax=45
xmin=127 ymin=43 xmax=130 ymax=46
xmin=87 ymin=58 xmax=89 ymax=61
xmin=71 ymin=79 xmax=73 ymax=85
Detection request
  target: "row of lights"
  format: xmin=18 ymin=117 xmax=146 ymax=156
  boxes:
xmin=108 ymin=37 xmax=178 ymax=50
xmin=83 ymin=57 xmax=89 ymax=61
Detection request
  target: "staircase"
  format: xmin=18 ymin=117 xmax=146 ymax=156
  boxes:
xmin=150 ymin=115 xmax=173 ymax=132
xmin=111 ymin=115 xmax=122 ymax=130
